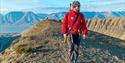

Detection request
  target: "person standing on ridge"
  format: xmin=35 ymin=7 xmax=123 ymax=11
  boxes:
xmin=62 ymin=1 xmax=88 ymax=63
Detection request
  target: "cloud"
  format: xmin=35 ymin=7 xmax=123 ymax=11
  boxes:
xmin=0 ymin=0 xmax=125 ymax=14
xmin=81 ymin=0 xmax=125 ymax=11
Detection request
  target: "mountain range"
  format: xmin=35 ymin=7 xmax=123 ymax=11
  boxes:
xmin=0 ymin=11 xmax=48 ymax=25
xmin=0 ymin=11 xmax=125 ymax=33
xmin=0 ymin=11 xmax=125 ymax=25
xmin=47 ymin=11 xmax=125 ymax=21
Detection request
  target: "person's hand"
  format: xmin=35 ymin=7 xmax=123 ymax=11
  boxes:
xmin=63 ymin=34 xmax=67 ymax=43
xmin=82 ymin=34 xmax=88 ymax=39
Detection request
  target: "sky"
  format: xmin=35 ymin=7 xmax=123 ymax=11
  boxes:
xmin=0 ymin=0 xmax=125 ymax=14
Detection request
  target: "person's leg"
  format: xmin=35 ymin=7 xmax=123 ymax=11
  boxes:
xmin=70 ymin=34 xmax=80 ymax=63
xmin=68 ymin=34 xmax=74 ymax=62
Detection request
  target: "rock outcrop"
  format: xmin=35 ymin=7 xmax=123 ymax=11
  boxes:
xmin=87 ymin=17 xmax=125 ymax=40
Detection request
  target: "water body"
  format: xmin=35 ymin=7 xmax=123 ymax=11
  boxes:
xmin=0 ymin=36 xmax=19 ymax=52
xmin=0 ymin=24 xmax=31 ymax=33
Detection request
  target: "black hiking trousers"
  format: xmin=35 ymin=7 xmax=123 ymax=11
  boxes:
xmin=68 ymin=34 xmax=80 ymax=63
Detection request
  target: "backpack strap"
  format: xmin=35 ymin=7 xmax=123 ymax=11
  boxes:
xmin=68 ymin=13 xmax=79 ymax=33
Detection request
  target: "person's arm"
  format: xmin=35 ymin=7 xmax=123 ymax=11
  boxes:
xmin=81 ymin=14 xmax=88 ymax=38
xmin=62 ymin=12 xmax=69 ymax=42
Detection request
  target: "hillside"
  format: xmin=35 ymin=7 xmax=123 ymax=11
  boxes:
xmin=0 ymin=20 xmax=70 ymax=63
xmin=87 ymin=17 xmax=125 ymax=40
xmin=0 ymin=19 xmax=125 ymax=63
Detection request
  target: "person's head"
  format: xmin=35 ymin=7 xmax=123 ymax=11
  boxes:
xmin=72 ymin=1 xmax=80 ymax=12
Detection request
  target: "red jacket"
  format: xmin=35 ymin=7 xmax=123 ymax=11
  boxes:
xmin=62 ymin=10 xmax=88 ymax=35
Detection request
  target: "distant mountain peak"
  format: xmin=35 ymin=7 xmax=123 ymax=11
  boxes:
xmin=0 ymin=11 xmax=47 ymax=25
